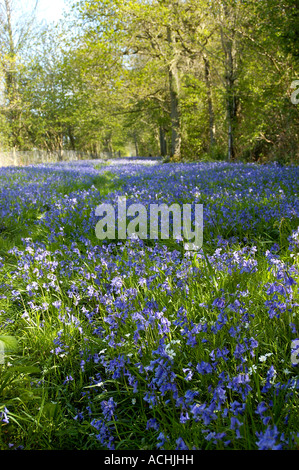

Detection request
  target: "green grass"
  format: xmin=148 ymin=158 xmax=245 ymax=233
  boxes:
xmin=0 ymin=170 xmax=124 ymax=449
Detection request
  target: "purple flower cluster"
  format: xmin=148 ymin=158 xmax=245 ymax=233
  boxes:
xmin=0 ymin=407 xmax=9 ymax=424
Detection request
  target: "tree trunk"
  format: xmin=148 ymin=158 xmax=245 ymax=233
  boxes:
xmin=225 ymin=44 xmax=237 ymax=160
xmin=203 ymin=55 xmax=216 ymax=149
xmin=13 ymin=146 xmax=17 ymax=166
xmin=58 ymin=133 xmax=63 ymax=161
xmin=220 ymin=7 xmax=238 ymax=161
xmin=68 ymin=127 xmax=76 ymax=149
xmin=133 ymin=130 xmax=139 ymax=156
xmin=159 ymin=126 xmax=167 ymax=156
xmin=5 ymin=0 xmax=16 ymax=95
xmin=168 ymin=66 xmax=181 ymax=159
xmin=167 ymin=26 xmax=181 ymax=160
xmin=4 ymin=0 xmax=20 ymax=149
xmin=105 ymin=132 xmax=113 ymax=155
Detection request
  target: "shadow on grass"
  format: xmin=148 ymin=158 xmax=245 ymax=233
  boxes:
xmin=53 ymin=171 xmax=122 ymax=197
xmin=0 ymin=171 xmax=123 ymax=258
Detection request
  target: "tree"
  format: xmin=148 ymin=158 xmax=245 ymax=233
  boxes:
xmin=70 ymin=0 xmax=191 ymax=159
xmin=0 ymin=0 xmax=38 ymax=150
xmin=8 ymin=0 xmax=295 ymax=163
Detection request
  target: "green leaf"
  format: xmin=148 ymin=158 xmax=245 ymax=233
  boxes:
xmin=8 ymin=365 xmax=41 ymax=375
xmin=0 ymin=336 xmax=19 ymax=353
xmin=42 ymin=402 xmax=62 ymax=420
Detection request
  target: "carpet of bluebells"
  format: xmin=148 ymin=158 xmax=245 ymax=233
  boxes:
xmin=0 ymin=158 xmax=298 ymax=450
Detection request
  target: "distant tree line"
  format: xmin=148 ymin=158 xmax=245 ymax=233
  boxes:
xmin=0 ymin=0 xmax=298 ymax=163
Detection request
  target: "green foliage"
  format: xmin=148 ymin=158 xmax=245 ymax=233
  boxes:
xmin=0 ymin=336 xmax=18 ymax=359
xmin=0 ymin=0 xmax=298 ymax=161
